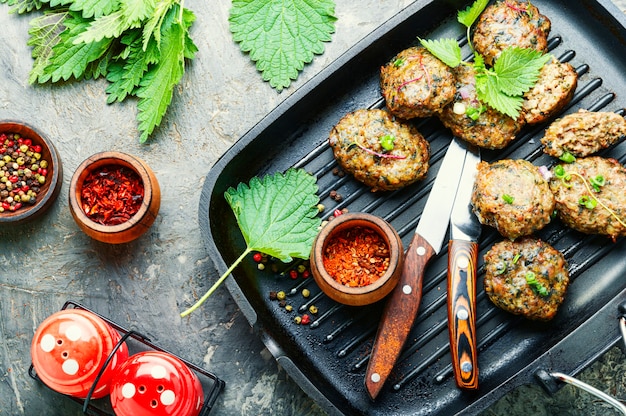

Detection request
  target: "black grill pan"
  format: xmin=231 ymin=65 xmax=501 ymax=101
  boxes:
xmin=198 ymin=1 xmax=626 ymax=414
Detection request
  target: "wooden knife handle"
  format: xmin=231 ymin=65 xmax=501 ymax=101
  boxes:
xmin=365 ymin=232 xmax=434 ymax=400
xmin=447 ymin=239 xmax=479 ymax=390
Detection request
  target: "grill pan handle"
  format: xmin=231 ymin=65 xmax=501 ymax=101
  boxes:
xmin=533 ymin=304 xmax=626 ymax=415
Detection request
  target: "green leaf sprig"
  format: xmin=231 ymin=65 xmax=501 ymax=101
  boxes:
xmin=180 ymin=168 xmax=322 ymax=317
xmin=3 ymin=0 xmax=197 ymax=143
xmin=229 ymin=0 xmax=337 ymax=91
xmin=419 ymin=0 xmax=551 ymax=119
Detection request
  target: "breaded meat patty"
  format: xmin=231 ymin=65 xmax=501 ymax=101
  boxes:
xmin=549 ymin=156 xmax=626 ymax=240
xmin=471 ymin=159 xmax=555 ymax=239
xmin=380 ymin=46 xmax=456 ymax=119
xmin=542 ymin=110 xmax=626 ymax=158
xmin=473 ymin=0 xmax=551 ymax=66
xmin=328 ymin=109 xmax=430 ymax=192
xmin=438 ymin=65 xmax=524 ymax=150
xmin=484 ymin=237 xmax=569 ymax=321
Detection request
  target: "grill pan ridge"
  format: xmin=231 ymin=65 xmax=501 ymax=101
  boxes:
xmin=198 ymin=1 xmax=626 ymax=415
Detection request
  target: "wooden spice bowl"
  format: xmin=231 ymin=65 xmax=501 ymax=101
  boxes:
xmin=310 ymin=212 xmax=403 ymax=306
xmin=0 ymin=121 xmax=63 ymax=225
xmin=69 ymin=151 xmax=160 ymax=244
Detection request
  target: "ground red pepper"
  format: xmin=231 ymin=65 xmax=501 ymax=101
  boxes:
xmin=81 ymin=165 xmax=144 ymax=225
xmin=322 ymin=226 xmax=390 ymax=287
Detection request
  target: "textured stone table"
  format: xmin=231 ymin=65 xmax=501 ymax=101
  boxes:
xmin=0 ymin=1 xmax=625 ymax=415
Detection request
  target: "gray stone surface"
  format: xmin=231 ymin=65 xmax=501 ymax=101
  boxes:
xmin=0 ymin=1 xmax=625 ymax=415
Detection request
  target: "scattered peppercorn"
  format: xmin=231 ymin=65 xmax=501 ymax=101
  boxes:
xmin=294 ymin=316 xmax=302 ymax=325
xmin=278 ymin=300 xmax=287 ymax=308
xmin=309 ymin=305 xmax=318 ymax=314
xmin=276 ymin=291 xmax=286 ymax=301
xmin=257 ymin=263 xmax=265 ymax=271
xmin=301 ymin=314 xmax=311 ymax=325
xmin=297 ymin=264 xmax=306 ymax=274
xmin=302 ymin=270 xmax=310 ymax=279
xmin=289 ymin=269 xmax=298 ymax=279
xmin=285 ymin=305 xmax=293 ymax=312
xmin=269 ymin=291 xmax=277 ymax=300
xmin=302 ymin=288 xmax=310 ymax=298
xmin=253 ymin=252 xmax=263 ymax=262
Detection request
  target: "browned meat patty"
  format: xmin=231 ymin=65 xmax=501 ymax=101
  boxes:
xmin=541 ymin=110 xmax=626 ymax=158
xmin=328 ymin=109 xmax=430 ymax=192
xmin=471 ymin=159 xmax=555 ymax=239
xmin=484 ymin=237 xmax=569 ymax=321
xmin=549 ymin=156 xmax=626 ymax=240
xmin=473 ymin=0 xmax=551 ymax=67
xmin=380 ymin=46 xmax=456 ymax=119
xmin=521 ymin=60 xmax=578 ymax=125
xmin=438 ymin=65 xmax=524 ymax=150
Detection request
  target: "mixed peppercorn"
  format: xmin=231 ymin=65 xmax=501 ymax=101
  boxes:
xmin=0 ymin=133 xmax=49 ymax=213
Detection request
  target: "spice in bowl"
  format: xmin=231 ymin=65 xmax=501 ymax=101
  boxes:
xmin=322 ymin=226 xmax=390 ymax=287
xmin=81 ymin=165 xmax=144 ymax=225
xmin=0 ymin=132 xmax=50 ymax=213
xmin=69 ymin=151 xmax=160 ymax=244
xmin=311 ymin=212 xmax=403 ymax=306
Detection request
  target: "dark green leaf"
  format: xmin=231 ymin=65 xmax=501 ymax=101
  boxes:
xmin=229 ymin=0 xmax=337 ymax=91
xmin=224 ymin=168 xmax=321 ymax=262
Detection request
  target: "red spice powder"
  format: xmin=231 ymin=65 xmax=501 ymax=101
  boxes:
xmin=322 ymin=226 xmax=390 ymax=287
xmin=81 ymin=165 xmax=144 ymax=225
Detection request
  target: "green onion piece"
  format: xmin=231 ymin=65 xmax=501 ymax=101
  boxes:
xmin=379 ymin=134 xmax=396 ymax=151
xmin=590 ymin=175 xmax=605 ymax=192
xmin=393 ymin=58 xmax=405 ymax=68
xmin=579 ymin=195 xmax=597 ymax=209
xmin=502 ymin=194 xmax=515 ymax=204
xmin=512 ymin=253 xmax=521 ymax=264
xmin=559 ymin=151 xmax=576 ymax=163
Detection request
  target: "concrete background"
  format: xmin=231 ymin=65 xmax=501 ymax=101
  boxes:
xmin=0 ymin=1 xmax=625 ymax=415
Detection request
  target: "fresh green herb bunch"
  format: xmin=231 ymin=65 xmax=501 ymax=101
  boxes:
xmin=419 ymin=0 xmax=551 ymax=119
xmin=1 ymin=0 xmax=198 ymax=143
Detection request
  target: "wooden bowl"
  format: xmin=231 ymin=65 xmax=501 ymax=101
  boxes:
xmin=69 ymin=151 xmax=160 ymax=244
xmin=310 ymin=212 xmax=403 ymax=306
xmin=0 ymin=121 xmax=63 ymax=225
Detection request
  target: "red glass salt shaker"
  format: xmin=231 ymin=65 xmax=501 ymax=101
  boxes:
xmin=30 ymin=308 xmax=130 ymax=399
xmin=110 ymin=351 xmax=204 ymax=416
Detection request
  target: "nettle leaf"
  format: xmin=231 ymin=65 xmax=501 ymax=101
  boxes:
xmin=493 ymin=47 xmax=551 ymax=96
xmin=27 ymin=9 xmax=68 ymax=83
xmin=68 ymin=0 xmax=119 ymax=19
xmin=135 ymin=3 xmax=186 ymax=143
xmin=229 ymin=0 xmax=337 ymax=91
xmin=478 ymin=74 xmax=523 ymax=119
xmin=43 ymin=12 xmax=113 ymax=82
xmin=225 ymin=168 xmax=321 ymax=262
xmin=1 ymin=0 xmax=45 ymax=14
xmin=457 ymin=0 xmax=489 ymax=28
xmin=180 ymin=168 xmax=321 ymax=317
xmin=419 ymin=37 xmax=462 ymax=67
xmin=105 ymin=30 xmax=156 ymax=103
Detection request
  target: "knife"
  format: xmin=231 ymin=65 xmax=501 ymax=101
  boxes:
xmin=447 ymin=138 xmax=481 ymax=390
xmin=365 ymin=138 xmax=470 ymax=400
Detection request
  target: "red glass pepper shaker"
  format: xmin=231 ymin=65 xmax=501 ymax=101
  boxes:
xmin=110 ymin=351 xmax=204 ymax=416
xmin=30 ymin=308 xmax=129 ymax=399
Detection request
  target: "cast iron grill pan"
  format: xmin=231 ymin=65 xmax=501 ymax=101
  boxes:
xmin=198 ymin=1 xmax=626 ymax=414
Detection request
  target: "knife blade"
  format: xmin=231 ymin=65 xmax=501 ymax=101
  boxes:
xmin=447 ymin=138 xmax=481 ymax=390
xmin=365 ymin=138 xmax=469 ymax=400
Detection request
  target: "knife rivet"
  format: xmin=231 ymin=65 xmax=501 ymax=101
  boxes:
xmin=402 ymin=285 xmax=412 ymax=295
xmin=457 ymin=308 xmax=469 ymax=321
xmin=461 ymin=361 xmax=473 ymax=373
xmin=416 ymin=246 xmax=426 ymax=256
xmin=371 ymin=373 xmax=381 ymax=383
xmin=458 ymin=257 xmax=469 ymax=269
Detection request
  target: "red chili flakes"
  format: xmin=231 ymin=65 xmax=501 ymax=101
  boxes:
xmin=81 ymin=165 xmax=144 ymax=225
xmin=322 ymin=226 xmax=390 ymax=287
